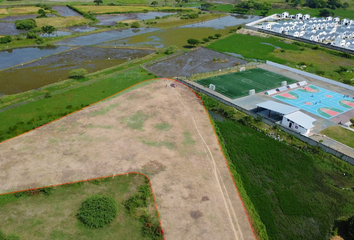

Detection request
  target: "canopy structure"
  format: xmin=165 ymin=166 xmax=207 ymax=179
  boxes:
xmin=256 ymin=100 xmax=299 ymax=115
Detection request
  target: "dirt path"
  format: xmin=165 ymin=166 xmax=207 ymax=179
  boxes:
xmin=0 ymin=79 xmax=255 ymax=240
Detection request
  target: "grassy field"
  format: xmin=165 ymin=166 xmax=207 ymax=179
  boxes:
xmin=211 ymin=4 xmax=234 ymax=12
xmin=215 ymin=119 xmax=354 ymax=240
xmin=153 ymin=12 xmax=225 ymax=28
xmin=321 ymin=126 xmax=354 ymax=149
xmin=35 ymin=16 xmax=90 ymax=28
xmin=196 ymin=68 xmax=297 ymax=99
xmin=0 ymin=66 xmax=154 ymax=143
xmin=207 ymin=33 xmax=354 ymax=83
xmin=75 ymin=5 xmax=196 ymax=14
xmin=7 ymin=6 xmax=41 ymax=14
xmin=0 ymin=173 xmax=161 ymax=239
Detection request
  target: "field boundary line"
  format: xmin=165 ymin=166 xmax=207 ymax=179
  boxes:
xmin=0 ymin=172 xmax=165 ymax=240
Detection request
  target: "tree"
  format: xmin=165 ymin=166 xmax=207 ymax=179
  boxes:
xmin=15 ymin=19 xmax=37 ymax=30
xmin=201 ymin=3 xmax=213 ymax=10
xmin=319 ymin=9 xmax=334 ymax=17
xmin=208 ymin=35 xmax=214 ymax=40
xmin=41 ymin=25 xmax=56 ymax=35
xmin=94 ymin=0 xmax=103 ymax=5
xmin=350 ymin=118 xmax=354 ymax=126
xmin=151 ymin=0 xmax=158 ymax=6
xmin=203 ymin=37 xmax=209 ymax=42
xmin=164 ymin=45 xmax=178 ymax=55
xmin=37 ymin=8 xmax=47 ymax=18
xmin=131 ymin=21 xmax=140 ymax=28
xmin=214 ymin=33 xmax=221 ymax=39
xmin=349 ymin=216 xmax=354 ymax=240
xmin=187 ymin=38 xmax=200 ymax=46
xmin=69 ymin=68 xmax=88 ymax=79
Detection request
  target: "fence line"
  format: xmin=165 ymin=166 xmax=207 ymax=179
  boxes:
xmin=177 ymin=78 xmax=354 ymax=166
xmin=266 ymin=61 xmax=354 ymax=91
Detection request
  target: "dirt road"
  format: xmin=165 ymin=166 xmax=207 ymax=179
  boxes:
xmin=0 ymin=79 xmax=255 ymax=240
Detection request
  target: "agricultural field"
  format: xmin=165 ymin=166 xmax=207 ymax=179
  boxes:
xmin=321 ymin=126 xmax=354 ymax=149
xmin=207 ymin=33 xmax=354 ymax=83
xmin=6 ymin=7 xmax=41 ymax=14
xmin=215 ymin=119 xmax=354 ymax=240
xmin=35 ymin=16 xmax=90 ymax=28
xmin=0 ymin=174 xmax=161 ymax=240
xmin=0 ymin=79 xmax=255 ymax=239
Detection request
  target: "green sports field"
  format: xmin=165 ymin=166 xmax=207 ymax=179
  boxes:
xmin=196 ymin=68 xmax=297 ymax=99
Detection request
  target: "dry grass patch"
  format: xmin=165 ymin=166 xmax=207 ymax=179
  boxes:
xmin=320 ymin=126 xmax=354 ymax=148
xmin=35 ymin=16 xmax=90 ymax=28
xmin=0 ymin=9 xmax=8 ymax=14
xmin=7 ymin=7 xmax=41 ymax=14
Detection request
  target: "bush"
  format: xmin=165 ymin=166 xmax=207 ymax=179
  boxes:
xmin=0 ymin=230 xmax=5 ymax=240
xmin=5 ymin=234 xmax=20 ymax=240
xmin=131 ymin=22 xmax=140 ymax=28
xmin=164 ymin=45 xmax=178 ymax=55
xmin=35 ymin=37 xmax=44 ymax=44
xmin=69 ymin=68 xmax=87 ymax=79
xmin=349 ymin=216 xmax=354 ymax=239
xmin=77 ymin=195 xmax=117 ymax=228
xmin=26 ymin=32 xmax=37 ymax=39
xmin=0 ymin=35 xmax=12 ymax=44
xmin=15 ymin=19 xmax=37 ymax=30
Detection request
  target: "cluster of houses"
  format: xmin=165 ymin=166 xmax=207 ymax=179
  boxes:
xmin=260 ymin=12 xmax=354 ymax=50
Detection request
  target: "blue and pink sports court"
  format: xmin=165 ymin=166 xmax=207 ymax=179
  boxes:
xmin=273 ymin=85 xmax=354 ymax=119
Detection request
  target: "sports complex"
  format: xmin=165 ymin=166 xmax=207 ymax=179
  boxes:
xmin=195 ymin=68 xmax=297 ymax=99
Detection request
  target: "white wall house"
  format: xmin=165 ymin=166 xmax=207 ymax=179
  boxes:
xmin=303 ymin=14 xmax=310 ymax=20
xmin=326 ymin=16 xmax=333 ymax=21
xmin=281 ymin=111 xmax=316 ymax=135
xmin=296 ymin=13 xmax=303 ymax=20
xmin=333 ymin=17 xmax=340 ymax=22
xmin=282 ymin=12 xmax=289 ymax=18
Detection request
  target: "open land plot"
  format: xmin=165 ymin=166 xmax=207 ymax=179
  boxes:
xmin=0 ymin=173 xmax=161 ymax=239
xmin=35 ymin=16 xmax=89 ymax=28
xmin=147 ymin=48 xmax=246 ymax=77
xmin=196 ymin=67 xmax=297 ymax=99
xmin=0 ymin=79 xmax=255 ymax=240
xmin=320 ymin=126 xmax=354 ymax=149
xmin=7 ymin=7 xmax=41 ymax=14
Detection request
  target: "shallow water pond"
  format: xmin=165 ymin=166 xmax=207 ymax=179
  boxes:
xmin=0 ymin=47 xmax=153 ymax=94
xmin=55 ymin=27 xmax=160 ymax=46
xmin=41 ymin=31 xmax=72 ymax=37
xmin=67 ymin=25 xmax=98 ymax=33
xmin=0 ymin=22 xmax=26 ymax=35
xmin=52 ymin=6 xmax=82 ymax=17
xmin=0 ymin=46 xmax=72 ymax=70
xmin=0 ymin=14 xmax=37 ymax=21
xmin=96 ymin=12 xmax=175 ymax=26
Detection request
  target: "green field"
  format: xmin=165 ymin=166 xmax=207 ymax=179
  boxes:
xmin=207 ymin=33 xmax=354 ymax=84
xmin=196 ymin=68 xmax=297 ymax=99
xmin=0 ymin=173 xmax=161 ymax=239
xmin=321 ymin=126 xmax=354 ymax=149
xmin=215 ymin=119 xmax=354 ymax=240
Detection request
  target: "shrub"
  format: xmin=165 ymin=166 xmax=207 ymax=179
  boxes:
xmin=77 ymin=195 xmax=117 ymax=228
xmin=15 ymin=19 xmax=37 ymax=30
xmin=69 ymin=68 xmax=87 ymax=79
xmin=0 ymin=230 xmax=5 ymax=240
xmin=26 ymin=32 xmax=37 ymax=39
xmin=39 ymin=187 xmax=53 ymax=195
xmin=349 ymin=216 xmax=354 ymax=239
xmin=350 ymin=118 xmax=354 ymax=125
xmin=35 ymin=37 xmax=44 ymax=44
xmin=5 ymin=234 xmax=20 ymax=240
xmin=131 ymin=22 xmax=140 ymax=28
xmin=164 ymin=45 xmax=178 ymax=55
xmin=0 ymin=35 xmax=12 ymax=44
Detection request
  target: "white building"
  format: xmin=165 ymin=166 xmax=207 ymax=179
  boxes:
xmin=303 ymin=14 xmax=310 ymax=20
xmin=282 ymin=12 xmax=289 ymax=18
xmin=296 ymin=13 xmax=303 ymax=20
xmin=281 ymin=111 xmax=316 ymax=135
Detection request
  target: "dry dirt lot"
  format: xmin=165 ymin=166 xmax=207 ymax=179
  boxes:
xmin=0 ymin=79 xmax=255 ymax=240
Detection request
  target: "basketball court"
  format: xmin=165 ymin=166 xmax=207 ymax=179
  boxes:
xmin=196 ymin=68 xmax=297 ymax=99
xmin=273 ymin=85 xmax=354 ymax=120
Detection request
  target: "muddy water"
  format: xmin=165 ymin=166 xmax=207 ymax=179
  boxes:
xmin=0 ymin=22 xmax=26 ymax=35
xmin=100 ymin=26 xmax=235 ymax=49
xmin=96 ymin=12 xmax=175 ymax=26
xmin=0 ymin=47 xmax=153 ymax=94
xmin=55 ymin=27 xmax=160 ymax=46
xmin=52 ymin=6 xmax=81 ymax=17
xmin=179 ymin=15 xmax=262 ymax=29
xmin=0 ymin=14 xmax=37 ymax=21
xmin=0 ymin=46 xmax=72 ymax=70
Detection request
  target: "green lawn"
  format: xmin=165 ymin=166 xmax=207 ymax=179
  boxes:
xmin=0 ymin=67 xmax=153 ymax=143
xmin=196 ymin=68 xmax=297 ymax=99
xmin=0 ymin=173 xmax=161 ymax=239
xmin=211 ymin=4 xmax=234 ymax=12
xmin=321 ymin=126 xmax=354 ymax=149
xmin=216 ymin=120 xmax=354 ymax=240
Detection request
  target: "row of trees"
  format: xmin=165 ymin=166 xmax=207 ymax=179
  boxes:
xmin=287 ymin=0 xmax=349 ymax=9
xmin=187 ymin=34 xmax=222 ymax=46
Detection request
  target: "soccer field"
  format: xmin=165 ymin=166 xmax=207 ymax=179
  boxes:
xmin=196 ymin=68 xmax=297 ymax=99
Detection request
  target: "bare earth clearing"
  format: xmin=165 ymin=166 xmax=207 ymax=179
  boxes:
xmin=0 ymin=79 xmax=254 ymax=240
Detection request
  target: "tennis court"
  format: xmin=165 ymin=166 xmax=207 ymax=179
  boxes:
xmin=195 ymin=68 xmax=297 ymax=99
xmin=273 ymin=85 xmax=354 ymax=119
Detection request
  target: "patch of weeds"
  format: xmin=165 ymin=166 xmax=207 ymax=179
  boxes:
xmin=183 ymin=131 xmax=195 ymax=146
xmin=86 ymin=124 xmax=113 ymax=129
xmin=154 ymin=122 xmax=172 ymax=131
xmin=123 ymin=110 xmax=149 ymax=131
xmin=88 ymin=103 xmax=120 ymax=116
xmin=141 ymin=139 xmax=175 ymax=149
xmin=49 ymin=138 xmax=59 ymax=144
